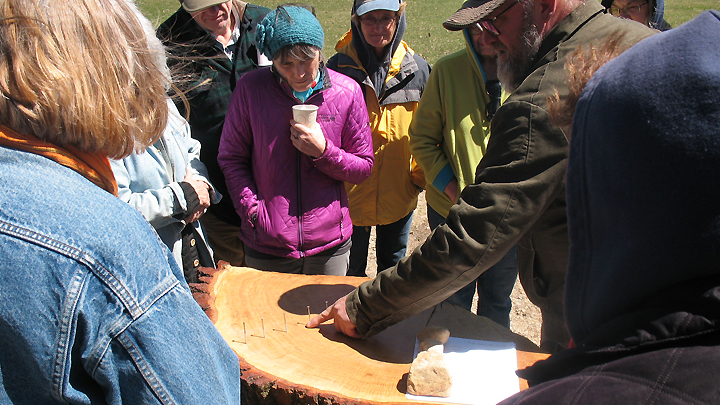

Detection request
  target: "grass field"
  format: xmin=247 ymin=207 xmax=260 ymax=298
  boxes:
xmin=139 ymin=0 xmax=719 ymax=64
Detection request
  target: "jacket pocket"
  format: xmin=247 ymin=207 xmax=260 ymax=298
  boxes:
xmin=248 ymin=200 xmax=264 ymax=246
xmin=517 ymin=238 xmax=549 ymax=304
xmin=253 ymin=199 xmax=299 ymax=251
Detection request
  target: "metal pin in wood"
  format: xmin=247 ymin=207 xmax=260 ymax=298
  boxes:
xmin=307 ymin=305 xmax=311 ymax=322
xmin=274 ymin=312 xmax=289 ymax=332
xmin=325 ymin=301 xmax=328 ymax=309
xmin=233 ymin=322 xmax=247 ymax=344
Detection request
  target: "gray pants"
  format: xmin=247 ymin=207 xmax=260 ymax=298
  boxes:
xmin=245 ymin=240 xmax=350 ymax=276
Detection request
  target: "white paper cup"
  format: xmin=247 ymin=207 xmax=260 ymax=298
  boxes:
xmin=292 ymin=104 xmax=318 ymax=127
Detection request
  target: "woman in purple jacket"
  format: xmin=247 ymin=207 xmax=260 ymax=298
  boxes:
xmin=218 ymin=5 xmax=373 ymax=275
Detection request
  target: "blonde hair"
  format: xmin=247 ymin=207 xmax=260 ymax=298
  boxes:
xmin=0 ymin=0 xmax=169 ymax=159
xmin=547 ymin=30 xmax=631 ymax=132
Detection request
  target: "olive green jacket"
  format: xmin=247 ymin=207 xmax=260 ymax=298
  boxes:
xmin=347 ymin=0 xmax=656 ymax=347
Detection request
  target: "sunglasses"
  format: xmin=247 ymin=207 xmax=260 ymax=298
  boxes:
xmin=475 ymin=0 xmax=520 ymax=36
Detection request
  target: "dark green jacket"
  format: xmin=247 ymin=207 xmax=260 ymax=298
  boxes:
xmin=346 ymin=0 xmax=656 ymax=351
xmin=157 ymin=2 xmax=270 ymax=226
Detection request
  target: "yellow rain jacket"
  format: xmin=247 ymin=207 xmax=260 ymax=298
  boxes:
xmin=328 ymin=30 xmax=429 ymax=226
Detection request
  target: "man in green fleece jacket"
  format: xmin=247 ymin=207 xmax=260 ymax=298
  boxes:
xmin=309 ymin=0 xmax=655 ymax=353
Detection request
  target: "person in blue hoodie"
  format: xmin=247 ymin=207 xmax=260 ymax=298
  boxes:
xmin=602 ymin=0 xmax=672 ymax=30
xmin=499 ymin=10 xmax=720 ymax=403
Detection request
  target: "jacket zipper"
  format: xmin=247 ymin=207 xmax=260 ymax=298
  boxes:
xmin=297 ymin=149 xmax=304 ymax=257
xmin=156 ymin=136 xmax=175 ymax=183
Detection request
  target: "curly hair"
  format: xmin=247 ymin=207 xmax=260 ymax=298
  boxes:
xmin=0 ymin=0 xmax=169 ymax=159
xmin=547 ymin=30 xmax=632 ymax=134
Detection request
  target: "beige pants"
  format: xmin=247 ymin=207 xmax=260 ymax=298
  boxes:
xmin=199 ymin=210 xmax=245 ymax=266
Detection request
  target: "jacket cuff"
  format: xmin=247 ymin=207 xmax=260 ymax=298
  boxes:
xmin=346 ymin=287 xmax=369 ymax=337
xmin=178 ymin=181 xmax=200 ymax=215
xmin=432 ymin=164 xmax=456 ymax=194
xmin=312 ymin=137 xmax=333 ymax=161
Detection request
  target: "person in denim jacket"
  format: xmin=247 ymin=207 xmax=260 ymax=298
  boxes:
xmin=0 ymin=0 xmax=241 ymax=403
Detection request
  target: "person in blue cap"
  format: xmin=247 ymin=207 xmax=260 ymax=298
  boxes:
xmin=499 ymin=9 xmax=720 ymax=403
xmin=218 ymin=5 xmax=373 ymax=275
xmin=327 ymin=0 xmax=429 ymax=278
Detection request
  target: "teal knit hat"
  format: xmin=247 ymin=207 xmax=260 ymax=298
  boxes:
xmin=255 ymin=6 xmax=325 ymax=59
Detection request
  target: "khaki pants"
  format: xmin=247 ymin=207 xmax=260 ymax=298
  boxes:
xmin=199 ymin=210 xmax=245 ymax=266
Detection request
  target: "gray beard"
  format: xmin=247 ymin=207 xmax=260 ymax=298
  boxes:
xmin=496 ymin=5 xmax=543 ymax=93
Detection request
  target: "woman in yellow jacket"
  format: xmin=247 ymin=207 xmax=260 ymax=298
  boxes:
xmin=328 ymin=0 xmax=429 ymax=276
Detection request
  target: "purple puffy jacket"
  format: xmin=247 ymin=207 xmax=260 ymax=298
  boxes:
xmin=218 ymin=67 xmax=373 ymax=258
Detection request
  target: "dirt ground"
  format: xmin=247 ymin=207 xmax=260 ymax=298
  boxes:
xmin=364 ymin=191 xmax=542 ymax=347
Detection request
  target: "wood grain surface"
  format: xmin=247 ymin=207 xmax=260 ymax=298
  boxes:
xmin=202 ymin=266 xmax=549 ymax=404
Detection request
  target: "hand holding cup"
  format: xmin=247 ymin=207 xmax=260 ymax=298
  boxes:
xmin=290 ymin=104 xmax=325 ymax=158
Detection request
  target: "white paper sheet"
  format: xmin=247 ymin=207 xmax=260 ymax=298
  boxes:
xmin=406 ymin=337 xmax=519 ymax=405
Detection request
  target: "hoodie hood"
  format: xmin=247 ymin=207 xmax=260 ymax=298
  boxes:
xmin=461 ymin=29 xmax=488 ymax=83
xmin=565 ymin=10 xmax=720 ymax=344
xmin=650 ymin=0 xmax=668 ymax=29
xmin=350 ymin=0 xmax=406 ymax=99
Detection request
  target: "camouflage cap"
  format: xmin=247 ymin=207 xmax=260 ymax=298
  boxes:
xmin=443 ymin=0 xmax=508 ymax=31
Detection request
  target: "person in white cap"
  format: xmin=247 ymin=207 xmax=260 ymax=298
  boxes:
xmin=327 ymin=0 xmax=430 ymax=278
xmin=309 ymin=0 xmax=656 ymax=354
xmin=157 ymin=0 xmax=270 ymax=268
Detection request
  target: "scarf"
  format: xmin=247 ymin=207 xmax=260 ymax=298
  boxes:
xmin=292 ymin=68 xmax=325 ymax=103
xmin=0 ymin=125 xmax=118 ymax=196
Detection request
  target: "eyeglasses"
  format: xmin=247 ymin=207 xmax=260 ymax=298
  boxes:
xmin=359 ymin=15 xmax=397 ymax=28
xmin=476 ymin=0 xmax=519 ymax=37
xmin=468 ymin=23 xmax=484 ymax=36
xmin=609 ymin=1 xmax=648 ymax=16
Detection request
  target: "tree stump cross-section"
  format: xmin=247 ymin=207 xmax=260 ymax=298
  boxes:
xmin=197 ymin=266 xmax=549 ymax=405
